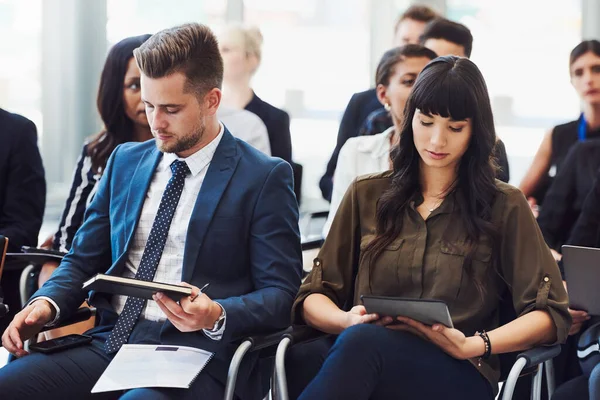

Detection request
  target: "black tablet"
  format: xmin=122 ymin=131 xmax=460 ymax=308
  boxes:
xmin=361 ymin=295 xmax=454 ymax=328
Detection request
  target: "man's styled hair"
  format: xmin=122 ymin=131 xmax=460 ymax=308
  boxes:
xmin=419 ymin=18 xmax=473 ymax=58
xmin=134 ymin=23 xmax=223 ymax=99
xmin=394 ymin=4 xmax=438 ymax=32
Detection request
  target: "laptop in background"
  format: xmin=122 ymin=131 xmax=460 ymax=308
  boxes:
xmin=562 ymin=245 xmax=600 ymax=315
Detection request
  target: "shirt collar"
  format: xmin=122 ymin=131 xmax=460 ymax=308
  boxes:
xmin=372 ymin=126 xmax=395 ymax=159
xmin=161 ymin=123 xmax=225 ymax=176
xmin=355 ymin=126 xmax=395 ymax=159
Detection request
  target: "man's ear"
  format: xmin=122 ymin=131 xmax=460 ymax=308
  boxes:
xmin=203 ymin=88 xmax=222 ymax=116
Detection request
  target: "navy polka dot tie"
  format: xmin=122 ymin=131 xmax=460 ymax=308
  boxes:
xmin=105 ymin=160 xmax=190 ymax=354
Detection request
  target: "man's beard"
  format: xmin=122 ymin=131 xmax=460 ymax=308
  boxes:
xmin=156 ymin=121 xmax=205 ymax=154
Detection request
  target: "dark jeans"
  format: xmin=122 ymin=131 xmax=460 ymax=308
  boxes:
xmin=288 ymin=324 xmax=493 ymax=400
xmin=0 ymin=319 xmax=227 ymax=400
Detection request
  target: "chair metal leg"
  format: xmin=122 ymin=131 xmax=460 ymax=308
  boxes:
xmin=224 ymin=340 xmax=253 ymax=400
xmin=502 ymin=358 xmax=527 ymax=400
xmin=544 ymin=359 xmax=555 ymax=399
xmin=530 ymin=364 xmax=544 ymax=400
xmin=271 ymin=363 xmax=278 ymax=400
xmin=274 ymin=337 xmax=292 ymax=400
xmin=19 ymin=264 xmax=35 ymax=307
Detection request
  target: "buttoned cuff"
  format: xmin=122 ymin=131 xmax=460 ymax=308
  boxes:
xmin=29 ymin=297 xmax=61 ymax=326
xmin=203 ymin=302 xmax=226 ymax=341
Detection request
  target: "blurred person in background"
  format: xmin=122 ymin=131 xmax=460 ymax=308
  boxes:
xmin=38 ymin=34 xmax=153 ymax=340
xmin=319 ymin=4 xmax=439 ymax=202
xmin=535 ymin=42 xmax=600 ymax=390
xmin=0 ymin=109 xmax=46 ymax=334
xmin=322 ymin=45 xmax=438 ymax=236
xmin=217 ymin=106 xmax=271 ymax=155
xmin=419 ymin=17 xmax=473 ymax=59
xmin=520 ymin=40 xmax=600 ymax=212
xmin=219 ymin=24 xmax=291 ymax=164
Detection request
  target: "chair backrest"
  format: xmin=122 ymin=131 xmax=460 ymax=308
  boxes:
xmin=0 ymin=235 xmax=8 ymax=282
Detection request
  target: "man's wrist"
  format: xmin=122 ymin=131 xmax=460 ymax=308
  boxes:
xmin=30 ymin=299 xmax=57 ymax=324
xmin=207 ymin=301 xmax=224 ymax=330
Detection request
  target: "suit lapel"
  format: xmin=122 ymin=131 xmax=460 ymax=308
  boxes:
xmin=182 ymin=130 xmax=240 ymax=282
xmin=123 ymin=146 xmax=162 ymax=251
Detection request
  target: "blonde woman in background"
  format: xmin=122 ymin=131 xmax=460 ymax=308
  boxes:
xmin=219 ymin=25 xmax=293 ymax=165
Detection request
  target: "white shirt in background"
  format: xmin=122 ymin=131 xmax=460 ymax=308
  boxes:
xmin=323 ymin=126 xmax=395 ymax=237
xmin=218 ymin=106 xmax=271 ymax=156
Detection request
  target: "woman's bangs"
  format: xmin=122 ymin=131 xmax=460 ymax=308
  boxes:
xmin=411 ymin=72 xmax=476 ymax=122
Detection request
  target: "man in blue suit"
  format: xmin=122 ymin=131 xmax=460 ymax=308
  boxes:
xmin=0 ymin=23 xmax=302 ymax=400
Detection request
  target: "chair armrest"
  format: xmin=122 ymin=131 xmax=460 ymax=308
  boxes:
xmin=6 ymin=247 xmax=65 ymax=266
xmin=243 ymin=327 xmax=293 ymax=352
xmin=301 ymin=238 xmax=324 ymax=251
xmin=516 ymin=344 xmax=561 ymax=369
xmin=283 ymin=325 xmax=329 ymax=346
xmin=40 ymin=307 xmax=96 ymax=332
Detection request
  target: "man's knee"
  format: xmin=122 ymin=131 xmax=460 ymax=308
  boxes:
xmin=332 ymin=323 xmax=390 ymax=356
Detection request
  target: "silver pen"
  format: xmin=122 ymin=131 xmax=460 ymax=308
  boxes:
xmin=189 ymin=283 xmax=210 ymax=302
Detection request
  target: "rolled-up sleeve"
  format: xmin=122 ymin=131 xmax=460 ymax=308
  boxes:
xmin=291 ymin=180 xmax=360 ymax=325
xmin=499 ymin=187 xmax=571 ymax=345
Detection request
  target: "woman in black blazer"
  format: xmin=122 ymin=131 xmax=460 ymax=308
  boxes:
xmin=219 ymin=25 xmax=292 ymax=164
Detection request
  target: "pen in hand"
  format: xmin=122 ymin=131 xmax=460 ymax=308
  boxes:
xmin=189 ymin=283 xmax=210 ymax=302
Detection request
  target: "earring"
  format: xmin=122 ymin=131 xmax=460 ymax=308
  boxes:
xmin=384 ymin=103 xmax=391 ymax=112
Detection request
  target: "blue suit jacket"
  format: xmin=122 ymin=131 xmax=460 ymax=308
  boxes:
xmin=33 ymin=129 xmax=302 ymax=399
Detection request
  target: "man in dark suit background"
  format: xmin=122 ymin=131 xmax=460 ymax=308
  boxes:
xmin=0 ymin=108 xmax=46 ymax=252
xmin=0 ymin=108 xmax=46 ymax=333
xmin=0 ymin=23 xmax=302 ymax=400
xmin=319 ymin=5 xmax=438 ymax=201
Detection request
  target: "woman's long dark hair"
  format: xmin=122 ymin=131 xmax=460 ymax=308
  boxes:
xmin=366 ymin=56 xmax=501 ymax=296
xmin=569 ymin=40 xmax=600 ymax=68
xmin=87 ymin=34 xmax=151 ymax=173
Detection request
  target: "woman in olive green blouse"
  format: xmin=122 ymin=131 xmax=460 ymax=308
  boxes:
xmin=291 ymin=56 xmax=571 ymax=400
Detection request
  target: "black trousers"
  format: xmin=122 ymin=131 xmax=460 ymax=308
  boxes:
xmin=287 ymin=324 xmax=493 ymax=400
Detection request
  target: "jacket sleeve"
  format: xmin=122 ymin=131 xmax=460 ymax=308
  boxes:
xmin=0 ymin=118 xmax=46 ymax=252
xmin=31 ymin=145 xmax=119 ymax=321
xmin=215 ymin=161 xmax=302 ymax=342
xmin=268 ymin=111 xmax=292 ymax=163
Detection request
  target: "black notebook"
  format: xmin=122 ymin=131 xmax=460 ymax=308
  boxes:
xmin=82 ymin=274 xmax=192 ymax=301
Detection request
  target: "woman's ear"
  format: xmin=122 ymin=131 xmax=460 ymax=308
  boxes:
xmin=247 ymin=53 xmax=260 ymax=75
xmin=376 ymin=83 xmax=388 ymax=108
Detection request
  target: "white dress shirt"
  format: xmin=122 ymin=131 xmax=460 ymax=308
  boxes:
xmin=40 ymin=124 xmax=227 ymax=339
xmin=323 ymin=126 xmax=394 ymax=237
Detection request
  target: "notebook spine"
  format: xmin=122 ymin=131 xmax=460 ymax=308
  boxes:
xmin=189 ymin=352 xmax=215 ymax=387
